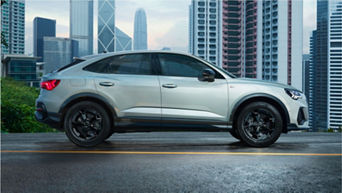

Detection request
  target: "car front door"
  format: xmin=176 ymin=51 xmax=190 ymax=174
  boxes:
xmin=156 ymin=53 xmax=228 ymax=124
xmin=85 ymin=53 xmax=161 ymax=119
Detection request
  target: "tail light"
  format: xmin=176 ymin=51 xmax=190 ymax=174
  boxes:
xmin=40 ymin=79 xmax=60 ymax=91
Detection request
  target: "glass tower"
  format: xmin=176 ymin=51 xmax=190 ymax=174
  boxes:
xmin=43 ymin=37 xmax=79 ymax=74
xmin=70 ymin=0 xmax=93 ymax=56
xmin=115 ymin=27 xmax=132 ymax=52
xmin=1 ymin=0 xmax=25 ymax=54
xmin=98 ymin=0 xmax=115 ymax=53
xmin=33 ymin=17 xmax=56 ymax=62
xmin=133 ymin=8 xmax=147 ymax=50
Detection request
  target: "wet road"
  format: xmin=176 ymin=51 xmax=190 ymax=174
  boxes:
xmin=1 ymin=132 xmax=341 ymax=193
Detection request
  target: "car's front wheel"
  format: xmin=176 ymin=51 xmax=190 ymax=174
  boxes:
xmin=64 ymin=101 xmax=111 ymax=147
xmin=237 ymin=102 xmax=283 ymax=147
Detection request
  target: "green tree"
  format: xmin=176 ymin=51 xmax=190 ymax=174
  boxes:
xmin=1 ymin=78 xmax=57 ymax=132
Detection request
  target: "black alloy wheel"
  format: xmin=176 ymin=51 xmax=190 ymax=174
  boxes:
xmin=237 ymin=102 xmax=283 ymax=147
xmin=64 ymin=101 xmax=111 ymax=147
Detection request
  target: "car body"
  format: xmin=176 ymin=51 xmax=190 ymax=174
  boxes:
xmin=35 ymin=51 xmax=308 ymax=147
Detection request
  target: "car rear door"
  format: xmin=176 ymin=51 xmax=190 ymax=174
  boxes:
xmin=156 ymin=53 xmax=228 ymax=124
xmin=85 ymin=53 xmax=161 ymax=119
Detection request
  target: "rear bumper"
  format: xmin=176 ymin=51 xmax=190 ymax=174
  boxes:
xmin=35 ymin=102 xmax=63 ymax=130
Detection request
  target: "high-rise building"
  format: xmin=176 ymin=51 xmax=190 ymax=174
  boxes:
xmin=133 ymin=8 xmax=147 ymax=50
xmin=189 ymin=0 xmax=222 ymax=67
xmin=222 ymin=0 xmax=257 ymax=78
xmin=327 ymin=0 xmax=342 ymax=129
xmin=115 ymin=27 xmax=132 ymax=52
xmin=1 ymin=0 xmax=25 ymax=55
xmin=308 ymin=30 xmax=317 ymax=130
xmin=98 ymin=0 xmax=115 ymax=53
xmin=303 ymin=54 xmax=312 ymax=129
xmin=219 ymin=0 xmax=303 ymax=90
xmin=70 ymin=0 xmax=93 ymax=56
xmin=43 ymin=37 xmax=79 ymax=74
xmin=311 ymin=0 xmax=342 ymax=130
xmin=33 ymin=17 xmax=56 ymax=62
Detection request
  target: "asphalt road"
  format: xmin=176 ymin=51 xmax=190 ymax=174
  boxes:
xmin=1 ymin=132 xmax=341 ymax=193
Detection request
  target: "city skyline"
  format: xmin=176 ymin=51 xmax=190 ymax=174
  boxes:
xmin=23 ymin=0 xmax=316 ymax=55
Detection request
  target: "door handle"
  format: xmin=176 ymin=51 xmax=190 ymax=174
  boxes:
xmin=162 ymin=83 xmax=177 ymax=88
xmin=99 ymin=82 xmax=115 ymax=87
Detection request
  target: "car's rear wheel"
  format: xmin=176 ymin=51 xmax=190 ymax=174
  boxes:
xmin=64 ymin=101 xmax=111 ymax=147
xmin=237 ymin=102 xmax=283 ymax=147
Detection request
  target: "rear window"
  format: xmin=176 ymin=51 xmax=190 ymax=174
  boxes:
xmin=57 ymin=58 xmax=85 ymax=72
xmin=84 ymin=54 xmax=155 ymax=75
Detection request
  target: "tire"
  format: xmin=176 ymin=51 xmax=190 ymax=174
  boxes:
xmin=64 ymin=101 xmax=111 ymax=147
xmin=105 ymin=130 xmax=114 ymax=140
xmin=236 ymin=102 xmax=283 ymax=147
xmin=229 ymin=128 xmax=241 ymax=140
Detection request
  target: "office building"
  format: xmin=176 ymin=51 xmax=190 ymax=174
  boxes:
xmin=133 ymin=8 xmax=147 ymax=50
xmin=98 ymin=0 xmax=115 ymax=53
xmin=33 ymin=17 xmax=56 ymax=62
xmin=70 ymin=0 xmax=93 ymax=56
xmin=1 ymin=55 xmax=38 ymax=85
xmin=189 ymin=0 xmax=222 ymax=67
xmin=1 ymin=0 xmax=25 ymax=54
xmin=115 ymin=27 xmax=132 ymax=52
xmin=327 ymin=0 xmax=342 ymax=129
xmin=311 ymin=0 xmax=342 ymax=130
xmin=43 ymin=37 xmax=79 ymax=74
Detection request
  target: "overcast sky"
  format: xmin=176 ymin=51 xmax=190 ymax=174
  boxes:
xmin=24 ymin=0 xmax=316 ymax=55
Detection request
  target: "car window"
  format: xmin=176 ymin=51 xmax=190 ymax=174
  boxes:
xmin=157 ymin=53 xmax=224 ymax=79
xmin=84 ymin=54 xmax=154 ymax=75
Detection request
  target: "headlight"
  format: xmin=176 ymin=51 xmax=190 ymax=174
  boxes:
xmin=284 ymin=88 xmax=303 ymax=100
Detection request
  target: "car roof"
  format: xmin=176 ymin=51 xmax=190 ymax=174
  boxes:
xmin=80 ymin=50 xmax=194 ymax=60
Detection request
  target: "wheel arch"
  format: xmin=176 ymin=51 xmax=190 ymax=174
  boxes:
xmin=58 ymin=93 xmax=117 ymax=129
xmin=229 ymin=93 xmax=290 ymax=133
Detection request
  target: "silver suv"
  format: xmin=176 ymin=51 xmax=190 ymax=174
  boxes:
xmin=35 ymin=51 xmax=308 ymax=147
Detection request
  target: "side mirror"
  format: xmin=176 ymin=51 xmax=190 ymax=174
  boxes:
xmin=198 ymin=68 xmax=215 ymax=82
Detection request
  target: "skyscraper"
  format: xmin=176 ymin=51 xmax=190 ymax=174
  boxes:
xmin=115 ymin=27 xmax=132 ymax=52
xmin=189 ymin=0 xmax=222 ymax=67
xmin=70 ymin=0 xmax=93 ymax=56
xmin=33 ymin=17 xmax=56 ymax=62
xmin=43 ymin=37 xmax=79 ymax=74
xmin=98 ymin=0 xmax=115 ymax=53
xmin=308 ymin=30 xmax=317 ymax=130
xmin=133 ymin=8 xmax=147 ymax=50
xmin=327 ymin=0 xmax=342 ymax=129
xmin=219 ymin=0 xmax=303 ymax=90
xmin=1 ymin=0 xmax=25 ymax=54
xmin=311 ymin=0 xmax=342 ymax=130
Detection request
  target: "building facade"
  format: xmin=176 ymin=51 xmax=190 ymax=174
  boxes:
xmin=189 ymin=0 xmax=222 ymax=67
xmin=70 ymin=0 xmax=93 ymax=56
xmin=115 ymin=27 xmax=132 ymax=52
xmin=43 ymin=37 xmax=79 ymax=74
xmin=327 ymin=0 xmax=342 ymax=129
xmin=98 ymin=0 xmax=115 ymax=53
xmin=218 ymin=0 xmax=303 ymax=90
xmin=133 ymin=8 xmax=147 ymax=50
xmin=308 ymin=31 xmax=317 ymax=130
xmin=1 ymin=55 xmax=38 ymax=84
xmin=1 ymin=0 xmax=25 ymax=55
xmin=33 ymin=17 xmax=56 ymax=62
xmin=311 ymin=0 xmax=342 ymax=130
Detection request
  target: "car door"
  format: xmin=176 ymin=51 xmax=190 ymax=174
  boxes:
xmin=84 ymin=53 xmax=161 ymax=119
xmin=157 ymin=53 xmax=228 ymax=123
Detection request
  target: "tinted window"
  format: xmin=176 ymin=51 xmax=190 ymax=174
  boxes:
xmin=84 ymin=54 xmax=153 ymax=75
xmin=158 ymin=54 xmax=223 ymax=79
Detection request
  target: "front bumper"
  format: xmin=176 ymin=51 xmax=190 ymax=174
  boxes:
xmin=35 ymin=102 xmax=63 ymax=130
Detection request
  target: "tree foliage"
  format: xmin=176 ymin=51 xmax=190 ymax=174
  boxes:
xmin=1 ymin=78 xmax=57 ymax=132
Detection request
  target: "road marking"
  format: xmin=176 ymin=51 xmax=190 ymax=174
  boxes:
xmin=1 ymin=150 xmax=341 ymax=156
